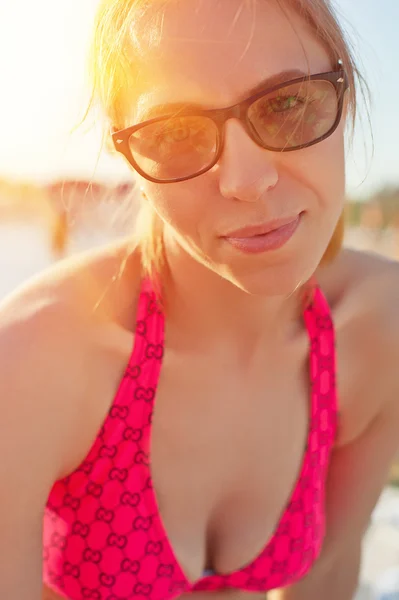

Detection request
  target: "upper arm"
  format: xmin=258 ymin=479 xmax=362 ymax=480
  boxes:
xmin=0 ymin=243 xmax=140 ymax=597
xmin=322 ymin=404 xmax=399 ymax=558
xmin=270 ymin=323 xmax=399 ymax=600
xmin=0 ymin=293 xmax=92 ymax=597
xmin=0 ymin=309 xmax=53 ymax=597
xmin=320 ymin=259 xmax=399 ymax=562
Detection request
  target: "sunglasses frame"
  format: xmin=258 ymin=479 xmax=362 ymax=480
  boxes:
xmin=111 ymin=67 xmax=349 ymax=184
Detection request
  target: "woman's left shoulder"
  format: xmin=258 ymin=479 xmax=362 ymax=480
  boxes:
xmin=326 ymin=249 xmax=399 ymax=328
xmin=317 ymin=248 xmax=399 ymax=443
xmin=318 ymin=247 xmax=399 ymax=339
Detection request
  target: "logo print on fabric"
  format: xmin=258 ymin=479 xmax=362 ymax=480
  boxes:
xmin=51 ymin=532 xmax=67 ymax=550
xmin=83 ymin=549 xmax=102 ymax=564
xmin=277 ymin=521 xmax=291 ymax=536
xmin=100 ymin=574 xmax=116 ymax=588
xmin=304 ymin=513 xmax=314 ymax=528
xmin=319 ymin=431 xmax=330 ymax=446
xmin=64 ymin=562 xmax=80 ymax=578
xmin=124 ymin=427 xmax=143 ymax=442
xmin=169 ymin=581 xmax=189 ymax=595
xmin=265 ymin=541 xmax=276 ymax=558
xmin=121 ymin=491 xmax=141 ymax=507
xmin=47 ymin=569 xmax=62 ymax=586
xmin=145 ymin=344 xmax=163 ymax=360
xmin=86 ymin=482 xmax=103 ymax=497
xmin=143 ymin=476 xmax=153 ymax=491
xmin=133 ymin=516 xmax=152 ymax=531
xmin=136 ymin=320 xmax=147 ymax=336
xmin=316 ymin=316 xmax=333 ymax=330
xmin=126 ymin=364 xmax=142 ymax=379
xmin=72 ymin=521 xmax=90 ymax=537
xmin=157 ymin=564 xmax=174 ymax=577
xmin=319 ymin=355 xmax=334 ymax=371
xmin=134 ymin=583 xmax=153 ymax=596
xmin=110 ymin=467 xmax=128 ymax=482
xmin=99 ymin=445 xmax=118 ymax=459
xmin=122 ymin=559 xmax=141 ymax=574
xmin=288 ymin=498 xmax=304 ymax=513
xmin=134 ymin=450 xmax=149 ymax=466
xmin=82 ymin=589 xmax=101 ymax=599
xmin=146 ymin=296 xmax=159 ymax=314
xmin=96 ymin=508 xmax=115 ymax=523
xmin=299 ymin=474 xmax=311 ymax=490
xmin=309 ymin=452 xmax=320 ymax=468
xmin=135 ymin=386 xmax=155 ymax=402
xmin=107 ymin=533 xmax=128 ymax=549
xmin=247 ymin=577 xmax=268 ymax=588
xmin=271 ymin=560 xmax=289 ymax=575
xmin=145 ymin=541 xmax=163 ymax=555
xmin=64 ymin=494 xmax=81 ymax=510
xmin=80 ymin=460 xmax=94 ymax=475
xmin=110 ymin=405 xmax=129 ymax=419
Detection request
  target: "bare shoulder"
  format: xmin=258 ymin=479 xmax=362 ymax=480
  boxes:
xmin=316 ymin=247 xmax=399 ymax=445
xmin=0 ymin=239 xmax=142 ymax=596
xmin=320 ymin=246 xmax=399 ymax=347
xmin=0 ymin=238 xmax=142 ymax=480
xmin=317 ymin=246 xmax=399 ymax=304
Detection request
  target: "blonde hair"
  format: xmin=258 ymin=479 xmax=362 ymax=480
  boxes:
xmin=88 ymin=0 xmax=368 ymax=280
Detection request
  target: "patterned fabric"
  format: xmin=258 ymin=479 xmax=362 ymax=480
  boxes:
xmin=43 ymin=278 xmax=338 ymax=600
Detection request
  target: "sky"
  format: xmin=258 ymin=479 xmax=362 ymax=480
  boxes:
xmin=0 ymin=0 xmax=398 ymax=199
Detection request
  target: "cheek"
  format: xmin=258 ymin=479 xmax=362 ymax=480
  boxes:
xmin=285 ymin=128 xmax=346 ymax=210
xmin=143 ymin=179 xmax=210 ymax=236
xmin=320 ymin=134 xmax=346 ymax=209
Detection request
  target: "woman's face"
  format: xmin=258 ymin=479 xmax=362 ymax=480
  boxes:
xmin=128 ymin=0 xmax=347 ymax=296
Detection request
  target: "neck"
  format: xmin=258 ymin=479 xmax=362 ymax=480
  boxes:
xmin=160 ymin=237 xmax=306 ymax=353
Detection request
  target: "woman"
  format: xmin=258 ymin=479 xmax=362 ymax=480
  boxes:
xmin=1 ymin=1 xmax=399 ymax=599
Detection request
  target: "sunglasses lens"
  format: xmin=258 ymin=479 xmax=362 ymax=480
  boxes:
xmin=129 ymin=115 xmax=219 ymax=182
xmin=248 ymin=80 xmax=339 ymax=149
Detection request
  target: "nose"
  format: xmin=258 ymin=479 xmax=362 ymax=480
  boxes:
xmin=217 ymin=119 xmax=279 ymax=202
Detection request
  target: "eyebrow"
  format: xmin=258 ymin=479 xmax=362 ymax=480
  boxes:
xmin=139 ymin=68 xmax=308 ymax=121
xmin=246 ymin=68 xmax=307 ymax=97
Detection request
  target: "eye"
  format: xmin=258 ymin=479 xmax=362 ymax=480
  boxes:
xmin=268 ymin=94 xmax=305 ymax=113
xmin=161 ymin=122 xmax=190 ymax=143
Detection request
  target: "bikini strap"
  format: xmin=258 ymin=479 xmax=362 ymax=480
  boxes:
xmin=122 ymin=277 xmax=165 ymax=389
xmin=303 ymin=281 xmax=338 ymax=439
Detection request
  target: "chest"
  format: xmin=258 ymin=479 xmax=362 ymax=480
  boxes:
xmin=43 ymin=299 xmax=337 ymax=599
xmin=149 ymin=343 xmax=312 ymax=581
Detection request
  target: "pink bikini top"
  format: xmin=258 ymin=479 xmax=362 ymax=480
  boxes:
xmin=43 ymin=277 xmax=338 ymax=600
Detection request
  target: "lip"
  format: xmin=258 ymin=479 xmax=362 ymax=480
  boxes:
xmin=222 ymin=213 xmax=303 ymax=254
xmin=223 ymin=215 xmax=302 ymax=239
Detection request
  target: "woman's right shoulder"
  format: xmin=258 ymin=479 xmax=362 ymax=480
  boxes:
xmin=0 ymin=238 xmax=143 ymax=486
xmin=0 ymin=239 xmax=143 ymax=596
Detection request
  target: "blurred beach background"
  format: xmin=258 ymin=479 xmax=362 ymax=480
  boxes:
xmin=0 ymin=0 xmax=399 ymax=598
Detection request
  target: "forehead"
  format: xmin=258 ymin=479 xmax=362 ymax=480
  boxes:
xmin=129 ymin=0 xmax=331 ymax=120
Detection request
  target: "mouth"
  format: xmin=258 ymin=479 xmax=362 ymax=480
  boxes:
xmin=221 ymin=212 xmax=304 ymax=254
xmin=223 ymin=214 xmax=303 ymax=238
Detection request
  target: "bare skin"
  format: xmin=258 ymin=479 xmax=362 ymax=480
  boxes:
xmin=1 ymin=240 xmax=399 ymax=600
xmin=3 ymin=2 xmax=399 ymax=598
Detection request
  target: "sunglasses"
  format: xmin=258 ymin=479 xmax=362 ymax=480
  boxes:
xmin=112 ymin=67 xmax=349 ymax=184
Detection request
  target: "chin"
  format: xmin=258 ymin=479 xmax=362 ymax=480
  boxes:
xmin=218 ymin=256 xmax=318 ymax=298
